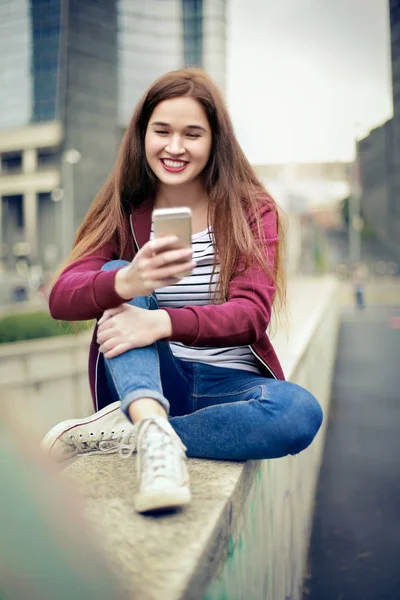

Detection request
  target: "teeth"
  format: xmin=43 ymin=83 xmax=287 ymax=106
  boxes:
xmin=163 ymin=159 xmax=186 ymax=168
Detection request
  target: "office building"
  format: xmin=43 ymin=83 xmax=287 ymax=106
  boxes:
xmin=0 ymin=0 xmax=119 ymax=268
xmin=0 ymin=0 xmax=226 ymax=269
xmin=118 ymin=0 xmax=226 ymax=126
xmin=357 ymin=0 xmax=400 ymax=257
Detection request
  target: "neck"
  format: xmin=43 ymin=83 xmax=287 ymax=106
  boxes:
xmin=155 ymin=178 xmax=209 ymax=210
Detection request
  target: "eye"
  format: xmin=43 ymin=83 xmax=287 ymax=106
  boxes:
xmin=186 ymin=133 xmax=200 ymax=139
xmin=155 ymin=130 xmax=168 ymax=136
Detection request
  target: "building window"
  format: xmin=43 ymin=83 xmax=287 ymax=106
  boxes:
xmin=37 ymin=147 xmax=59 ymax=170
xmin=2 ymin=194 xmax=24 ymax=229
xmin=1 ymin=152 xmax=23 ymax=174
xmin=182 ymin=0 xmax=203 ymax=66
xmin=30 ymin=0 xmax=61 ymax=122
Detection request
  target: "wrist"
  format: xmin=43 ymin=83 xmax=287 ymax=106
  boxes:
xmin=156 ymin=309 xmax=172 ymax=339
xmin=114 ymin=267 xmax=134 ymax=300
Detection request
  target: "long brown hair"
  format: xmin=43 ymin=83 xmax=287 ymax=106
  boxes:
xmin=59 ymin=68 xmax=286 ymax=310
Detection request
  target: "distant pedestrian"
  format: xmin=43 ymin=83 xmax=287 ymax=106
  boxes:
xmin=353 ymin=264 xmax=368 ymax=310
xmin=12 ymin=284 xmax=27 ymax=303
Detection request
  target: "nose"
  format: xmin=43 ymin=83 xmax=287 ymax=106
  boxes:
xmin=165 ymin=135 xmax=185 ymax=156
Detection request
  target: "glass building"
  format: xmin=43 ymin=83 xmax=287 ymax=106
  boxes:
xmin=0 ymin=0 xmax=119 ymax=268
xmin=0 ymin=0 xmax=33 ymax=129
xmin=31 ymin=0 xmax=62 ymax=122
xmin=0 ymin=0 xmax=62 ymax=129
xmin=182 ymin=0 xmax=203 ymax=66
xmin=0 ymin=0 xmax=226 ymax=274
xmin=356 ymin=0 xmax=400 ymax=259
xmin=387 ymin=0 xmax=400 ymax=248
xmin=389 ymin=0 xmax=400 ymax=223
xmin=118 ymin=0 xmax=226 ymax=126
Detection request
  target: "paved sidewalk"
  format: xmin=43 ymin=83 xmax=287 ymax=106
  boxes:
xmin=305 ymin=306 xmax=400 ymax=600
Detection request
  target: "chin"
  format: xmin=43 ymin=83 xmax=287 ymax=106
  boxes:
xmin=155 ymin=169 xmax=196 ymax=186
xmin=160 ymin=176 xmax=192 ymax=186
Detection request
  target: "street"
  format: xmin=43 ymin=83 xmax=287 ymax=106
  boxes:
xmin=305 ymin=306 xmax=400 ymax=599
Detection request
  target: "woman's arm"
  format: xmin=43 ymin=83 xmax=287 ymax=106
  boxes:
xmin=49 ymin=235 xmax=196 ymax=322
xmin=161 ymin=204 xmax=278 ymax=346
xmin=48 ymin=240 xmax=127 ymax=322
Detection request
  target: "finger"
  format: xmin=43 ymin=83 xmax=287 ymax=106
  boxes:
xmin=148 ymin=277 xmax=183 ymax=289
xmin=104 ymin=342 xmax=132 ymax=359
xmin=98 ymin=304 xmax=128 ymax=325
xmin=137 ymin=251 xmax=192 ymax=280
xmin=98 ymin=311 xmax=130 ymax=339
xmin=144 ymin=259 xmax=195 ymax=282
xmin=97 ymin=325 xmax=116 ymax=344
xmin=147 ymin=247 xmax=193 ymax=269
xmin=98 ymin=310 xmax=111 ymax=326
xmin=98 ymin=317 xmax=115 ymax=332
xmin=99 ymin=337 xmax=121 ymax=353
xmin=140 ymin=236 xmax=179 ymax=258
xmin=98 ymin=307 xmax=121 ymax=325
xmin=98 ymin=317 xmax=115 ymax=333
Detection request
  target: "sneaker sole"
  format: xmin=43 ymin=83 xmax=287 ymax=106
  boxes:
xmin=134 ymin=487 xmax=191 ymax=513
xmin=40 ymin=402 xmax=121 ymax=458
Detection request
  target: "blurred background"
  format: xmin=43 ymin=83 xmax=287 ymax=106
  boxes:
xmin=0 ymin=0 xmax=398 ymax=305
xmin=0 ymin=1 xmax=399 ymax=598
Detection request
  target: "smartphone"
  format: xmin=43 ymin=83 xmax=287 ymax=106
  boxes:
xmin=152 ymin=206 xmax=193 ymax=277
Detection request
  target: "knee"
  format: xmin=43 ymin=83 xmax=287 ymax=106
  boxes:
xmin=289 ymin=385 xmax=323 ymax=455
xmin=100 ymin=259 xmax=130 ymax=272
xmin=99 ymin=261 xmax=158 ymax=309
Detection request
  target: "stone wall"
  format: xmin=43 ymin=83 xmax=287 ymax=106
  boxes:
xmin=205 ymin=277 xmax=338 ymax=599
xmin=0 ymin=331 xmax=93 ymax=438
xmin=63 ymin=276 xmax=340 ymax=600
xmin=0 ymin=276 xmax=340 ymax=599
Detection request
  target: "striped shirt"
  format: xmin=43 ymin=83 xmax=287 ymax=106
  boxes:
xmin=152 ymin=226 xmax=262 ymax=374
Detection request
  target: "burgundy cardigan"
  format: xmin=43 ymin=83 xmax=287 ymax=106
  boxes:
xmin=49 ymin=198 xmax=285 ymax=411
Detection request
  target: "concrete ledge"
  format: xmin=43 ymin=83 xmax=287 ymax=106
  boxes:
xmin=0 ymin=331 xmax=93 ymax=436
xmin=64 ymin=275 xmax=340 ymax=600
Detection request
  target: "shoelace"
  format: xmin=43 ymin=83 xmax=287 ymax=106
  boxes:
xmin=70 ymin=428 xmax=135 ymax=455
xmin=119 ymin=443 xmax=136 ymax=458
xmin=140 ymin=425 xmax=181 ymax=486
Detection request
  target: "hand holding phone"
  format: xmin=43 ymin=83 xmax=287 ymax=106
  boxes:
xmin=114 ymin=207 xmax=194 ymax=299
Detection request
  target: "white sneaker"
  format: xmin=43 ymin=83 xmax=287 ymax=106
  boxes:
xmin=134 ymin=416 xmax=191 ymax=513
xmin=41 ymin=401 xmax=136 ymax=462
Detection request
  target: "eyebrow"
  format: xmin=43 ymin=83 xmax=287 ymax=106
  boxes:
xmin=151 ymin=121 xmax=207 ymax=132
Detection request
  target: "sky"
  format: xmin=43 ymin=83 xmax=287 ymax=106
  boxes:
xmin=227 ymin=0 xmax=393 ymax=164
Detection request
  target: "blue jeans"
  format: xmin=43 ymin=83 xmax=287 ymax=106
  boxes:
xmin=101 ymin=261 xmax=323 ymax=461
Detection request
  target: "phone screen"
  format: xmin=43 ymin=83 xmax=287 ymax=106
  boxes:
xmin=152 ymin=207 xmax=193 ymax=276
xmin=152 ymin=207 xmax=192 ymax=249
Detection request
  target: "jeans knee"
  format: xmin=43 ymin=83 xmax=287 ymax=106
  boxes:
xmin=290 ymin=387 xmax=323 ymax=455
xmin=132 ymin=293 xmax=158 ymax=310
xmin=100 ymin=259 xmax=130 ymax=272
xmin=100 ymin=261 xmax=158 ymax=309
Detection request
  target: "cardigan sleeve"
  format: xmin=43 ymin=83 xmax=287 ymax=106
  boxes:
xmin=48 ymin=238 xmax=128 ymax=321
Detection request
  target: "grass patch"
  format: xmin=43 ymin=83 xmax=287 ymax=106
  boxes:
xmin=0 ymin=312 xmax=93 ymax=344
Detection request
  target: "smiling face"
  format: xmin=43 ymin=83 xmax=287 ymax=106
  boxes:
xmin=144 ymin=96 xmax=212 ymax=188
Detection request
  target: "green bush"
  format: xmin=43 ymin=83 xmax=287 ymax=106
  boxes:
xmin=0 ymin=312 xmax=93 ymax=344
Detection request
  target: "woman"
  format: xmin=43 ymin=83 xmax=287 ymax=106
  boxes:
xmin=42 ymin=68 xmax=323 ymax=514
